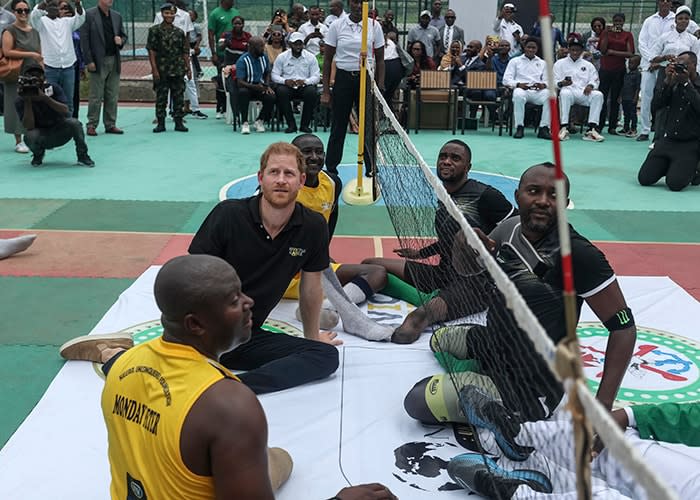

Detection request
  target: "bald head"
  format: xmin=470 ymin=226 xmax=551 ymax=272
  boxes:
xmin=155 ymin=255 xmax=240 ymax=324
xmin=248 ymin=36 xmax=265 ymax=56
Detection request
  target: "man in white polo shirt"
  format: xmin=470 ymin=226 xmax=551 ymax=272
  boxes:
xmin=30 ymin=0 xmax=85 ymax=116
xmin=321 ymin=0 xmax=384 ymax=176
xmin=637 ymin=0 xmax=676 ymax=142
xmin=324 ymin=0 xmax=347 ymax=27
xmin=298 ymin=5 xmax=328 ymax=56
xmin=503 ymin=37 xmax=551 ymax=140
xmin=554 ymin=34 xmax=605 ymax=142
xmin=494 ymin=2 xmax=523 ymax=57
xmin=271 ymin=32 xmax=320 ymax=133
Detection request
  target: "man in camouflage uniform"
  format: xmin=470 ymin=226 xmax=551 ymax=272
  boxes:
xmin=147 ymin=3 xmax=191 ymax=133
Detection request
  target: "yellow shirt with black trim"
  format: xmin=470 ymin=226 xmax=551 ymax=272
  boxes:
xmin=295 ymin=170 xmax=336 ymax=223
xmin=101 ymin=337 xmax=239 ymax=500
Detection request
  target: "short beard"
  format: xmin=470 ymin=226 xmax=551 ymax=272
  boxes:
xmin=522 ymin=213 xmax=555 ymax=235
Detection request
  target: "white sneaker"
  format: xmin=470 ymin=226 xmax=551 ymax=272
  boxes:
xmin=241 ymin=122 xmax=250 ymax=134
xmin=558 ymin=128 xmax=570 ymax=141
xmin=583 ymin=129 xmax=605 ymax=142
xmin=216 ymin=111 xmax=224 ymax=120
xmin=254 ymin=119 xmax=265 ymax=133
xmin=15 ymin=141 xmax=29 ymax=154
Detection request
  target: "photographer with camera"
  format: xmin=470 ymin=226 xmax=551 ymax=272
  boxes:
xmin=15 ymin=61 xmax=93 ymax=167
xmin=638 ymin=51 xmax=700 ymax=191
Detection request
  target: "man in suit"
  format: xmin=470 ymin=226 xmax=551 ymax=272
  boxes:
xmin=437 ymin=9 xmax=464 ymax=63
xmin=81 ymin=0 xmax=127 ymax=136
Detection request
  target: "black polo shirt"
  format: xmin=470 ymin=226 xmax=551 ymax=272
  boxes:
xmin=99 ymin=8 xmax=117 ymax=56
xmin=189 ymin=195 xmax=330 ymax=329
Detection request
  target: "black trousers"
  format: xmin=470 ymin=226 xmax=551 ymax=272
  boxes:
xmin=24 ymin=118 xmax=88 ymax=157
xmin=275 ymin=84 xmax=317 ymax=129
xmin=621 ymin=100 xmax=637 ymax=131
xmin=102 ymin=330 xmax=339 ymax=395
xmin=383 ymin=58 xmax=404 ymax=103
xmin=220 ymin=328 xmax=339 ymax=394
xmin=214 ymin=62 xmax=227 ymax=113
xmin=638 ymin=138 xmax=699 ymax=191
xmin=598 ymin=68 xmax=625 ymax=131
xmin=237 ymin=86 xmax=275 ymax=123
xmin=326 ymin=68 xmax=375 ymax=175
xmin=72 ymin=62 xmax=80 ymax=119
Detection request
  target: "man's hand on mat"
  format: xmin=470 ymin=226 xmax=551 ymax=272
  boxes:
xmin=319 ymin=330 xmax=343 ymax=346
xmin=335 ymin=482 xmax=398 ymax=499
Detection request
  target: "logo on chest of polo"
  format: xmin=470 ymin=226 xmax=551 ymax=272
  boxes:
xmin=288 ymin=247 xmax=306 ymax=257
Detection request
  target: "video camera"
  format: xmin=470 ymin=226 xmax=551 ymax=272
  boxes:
xmin=17 ymin=74 xmax=47 ymax=97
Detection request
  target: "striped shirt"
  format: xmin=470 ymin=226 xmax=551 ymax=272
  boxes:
xmin=235 ymin=52 xmax=270 ymax=84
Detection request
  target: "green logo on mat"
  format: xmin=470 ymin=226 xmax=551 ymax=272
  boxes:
xmin=578 ymin=322 xmax=700 ymax=406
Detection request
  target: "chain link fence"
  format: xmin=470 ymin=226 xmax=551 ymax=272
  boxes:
xmin=97 ymin=0 xmax=698 ymax=80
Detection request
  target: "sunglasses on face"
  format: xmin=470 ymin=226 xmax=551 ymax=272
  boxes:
xmin=15 ymin=8 xmax=30 ymax=14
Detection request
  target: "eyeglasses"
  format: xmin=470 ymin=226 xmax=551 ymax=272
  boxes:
xmin=444 ymin=15 xmax=456 ymax=19
xmin=14 ymin=8 xmax=30 ymax=14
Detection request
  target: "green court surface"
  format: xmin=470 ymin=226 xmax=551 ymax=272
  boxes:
xmin=0 ymin=105 xmax=699 ymax=447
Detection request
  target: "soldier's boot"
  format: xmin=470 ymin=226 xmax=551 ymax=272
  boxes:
xmin=174 ymin=119 xmax=189 ymax=132
xmin=153 ymin=119 xmax=166 ymax=133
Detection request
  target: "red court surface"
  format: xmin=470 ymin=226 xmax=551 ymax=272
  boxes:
xmin=2 ymin=230 xmax=698 ymax=301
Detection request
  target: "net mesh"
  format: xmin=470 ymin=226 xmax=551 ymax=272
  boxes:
xmin=367 ymin=78 xmax=677 ymax=500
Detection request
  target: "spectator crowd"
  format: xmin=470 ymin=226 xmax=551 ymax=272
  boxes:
xmin=1 ymin=0 xmax=699 ymax=189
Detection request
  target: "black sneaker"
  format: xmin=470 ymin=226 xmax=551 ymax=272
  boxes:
xmin=513 ymin=126 xmax=524 ymax=139
xmin=77 ymin=154 xmax=95 ymax=167
xmin=458 ymin=384 xmax=534 ymax=461
xmin=448 ymin=452 xmax=553 ymax=497
xmin=300 ymin=126 xmax=313 ymax=133
xmin=190 ymin=110 xmax=208 ymax=119
xmin=284 ymin=126 xmax=298 ymax=134
xmin=153 ymin=122 xmax=166 ymax=133
xmin=636 ymin=134 xmax=649 ymax=142
xmin=31 ymin=152 xmax=44 ymax=167
xmin=537 ymin=126 xmax=552 ymax=140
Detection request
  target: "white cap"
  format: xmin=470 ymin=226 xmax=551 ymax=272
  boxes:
xmin=420 ymin=10 xmax=431 ymax=17
xmin=289 ymin=32 xmax=305 ymax=44
xmin=503 ymin=3 xmax=516 ymax=10
xmin=676 ymin=5 xmax=692 ymax=16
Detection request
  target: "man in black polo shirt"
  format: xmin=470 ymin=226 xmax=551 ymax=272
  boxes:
xmin=364 ymin=140 xmax=515 ymax=344
xmin=638 ymin=51 xmax=700 ymax=191
xmin=404 ymin=164 xmax=636 ymax=455
xmin=189 ymin=142 xmax=340 ymax=394
xmin=15 ymin=63 xmax=94 ymax=167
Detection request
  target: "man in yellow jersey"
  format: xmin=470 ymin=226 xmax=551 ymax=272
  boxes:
xmin=60 ymin=255 xmax=397 ymax=500
xmin=286 ymin=134 xmax=395 ymax=341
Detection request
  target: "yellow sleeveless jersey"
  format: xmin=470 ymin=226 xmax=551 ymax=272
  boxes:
xmin=101 ymin=337 xmax=239 ymax=500
xmin=296 ymin=171 xmax=336 ymax=222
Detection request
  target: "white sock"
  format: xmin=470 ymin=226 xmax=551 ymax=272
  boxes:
xmin=0 ymin=234 xmax=37 ymax=260
xmin=321 ymin=282 xmax=368 ymax=310
xmin=321 ymin=267 xmax=393 ymax=341
xmin=295 ymin=306 xmax=339 ymax=330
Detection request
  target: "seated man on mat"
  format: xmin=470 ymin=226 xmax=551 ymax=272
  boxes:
xmin=363 ymin=139 xmax=515 ymax=344
xmin=189 ymin=142 xmax=341 ymax=394
xmin=60 ymin=255 xmax=397 ymax=500
xmin=285 ymin=133 xmax=394 ymax=341
xmin=403 ymin=163 xmax=636 ymax=454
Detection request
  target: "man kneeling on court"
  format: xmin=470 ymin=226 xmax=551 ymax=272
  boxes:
xmin=60 ymin=255 xmax=396 ymax=500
